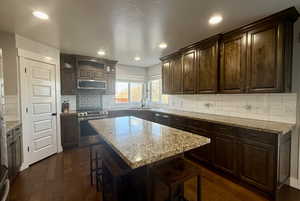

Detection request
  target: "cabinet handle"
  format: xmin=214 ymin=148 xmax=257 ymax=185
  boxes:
xmin=52 ymin=113 xmax=57 ymax=116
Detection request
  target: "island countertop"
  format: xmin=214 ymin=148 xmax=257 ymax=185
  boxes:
xmin=89 ymin=116 xmax=210 ymax=169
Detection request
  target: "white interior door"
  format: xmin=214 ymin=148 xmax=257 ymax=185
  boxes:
xmin=26 ymin=59 xmax=57 ymax=164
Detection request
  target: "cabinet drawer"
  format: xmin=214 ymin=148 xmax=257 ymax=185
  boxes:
xmin=238 ymin=128 xmax=275 ymax=145
xmin=169 ymin=115 xmax=187 ymax=130
xmin=185 ymin=119 xmax=211 ymax=134
xmin=212 ymin=124 xmax=236 ymax=137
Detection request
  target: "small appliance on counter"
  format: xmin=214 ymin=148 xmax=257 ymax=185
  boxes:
xmin=62 ymin=101 xmax=70 ymax=113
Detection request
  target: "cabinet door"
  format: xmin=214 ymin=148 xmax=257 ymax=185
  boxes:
xmin=60 ymin=54 xmax=76 ymax=95
xmin=78 ymin=68 xmax=91 ymax=80
xmin=182 ymin=50 xmax=196 ymax=93
xmin=220 ymin=33 xmax=247 ymax=93
xmin=171 ymin=56 xmax=183 ymax=94
xmin=238 ymin=140 xmax=275 ymax=192
xmin=247 ymin=23 xmax=284 ymax=93
xmin=197 ymin=43 xmax=218 ymax=93
xmin=94 ymin=70 xmax=105 ymax=80
xmin=7 ymin=141 xmax=14 ymax=180
xmin=213 ymin=134 xmax=237 ymax=175
xmin=15 ymin=135 xmax=22 ymax=171
xmin=105 ymin=73 xmax=116 ymax=95
xmin=162 ymin=60 xmax=172 ymax=94
xmin=61 ymin=114 xmax=79 ymax=149
xmin=187 ymin=133 xmax=212 ymax=164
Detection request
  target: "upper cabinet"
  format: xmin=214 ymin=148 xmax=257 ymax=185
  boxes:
xmin=60 ymin=54 xmax=117 ymax=95
xmin=220 ymin=33 xmax=247 ymax=93
xmin=162 ymin=60 xmax=172 ymax=94
xmin=160 ymin=7 xmax=299 ymax=94
xmin=246 ymin=23 xmax=289 ymax=93
xmin=61 ymin=54 xmax=77 ymax=95
xmin=197 ymin=36 xmax=220 ymax=93
xmin=182 ymin=49 xmax=196 ymax=93
xmin=172 ymin=54 xmax=183 ymax=94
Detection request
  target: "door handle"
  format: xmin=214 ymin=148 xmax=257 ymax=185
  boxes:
xmin=52 ymin=113 xmax=57 ymax=116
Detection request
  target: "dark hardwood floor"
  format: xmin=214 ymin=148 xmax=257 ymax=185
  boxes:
xmin=10 ymin=147 xmax=300 ymax=201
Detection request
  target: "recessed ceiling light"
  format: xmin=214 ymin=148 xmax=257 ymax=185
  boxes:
xmin=159 ymin=43 xmax=168 ymax=49
xmin=134 ymin=56 xmax=141 ymax=61
xmin=32 ymin=11 xmax=49 ymax=20
xmin=97 ymin=50 xmax=106 ymax=56
xmin=209 ymin=15 xmax=223 ymax=25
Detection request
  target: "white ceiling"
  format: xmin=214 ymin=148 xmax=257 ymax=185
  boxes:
xmin=0 ymin=0 xmax=299 ymax=67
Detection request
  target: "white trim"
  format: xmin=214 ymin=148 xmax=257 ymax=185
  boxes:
xmin=289 ymin=177 xmax=300 ymax=189
xmin=17 ymin=49 xmax=57 ymax=65
xmin=18 ymin=48 xmax=62 ymax=170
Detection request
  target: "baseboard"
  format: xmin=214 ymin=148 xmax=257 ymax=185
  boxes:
xmin=289 ymin=177 xmax=300 ymax=189
xmin=58 ymin=145 xmax=63 ymax=153
xmin=20 ymin=162 xmax=29 ymax=172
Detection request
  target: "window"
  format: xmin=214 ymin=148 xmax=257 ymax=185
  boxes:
xmin=149 ymin=79 xmax=169 ymax=104
xmin=115 ymin=82 xmax=129 ymax=103
xmin=115 ymin=81 xmax=143 ymax=104
xmin=130 ymin=82 xmax=143 ymax=103
xmin=150 ymin=80 xmax=160 ymax=103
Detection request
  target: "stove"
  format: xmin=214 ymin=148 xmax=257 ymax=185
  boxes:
xmin=77 ymin=110 xmax=108 ymax=142
xmin=77 ymin=110 xmax=108 ymax=121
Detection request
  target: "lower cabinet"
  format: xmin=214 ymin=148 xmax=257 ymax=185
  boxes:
xmin=237 ymin=140 xmax=275 ymax=192
xmin=213 ymin=134 xmax=237 ymax=176
xmin=61 ymin=113 xmax=79 ymax=149
xmin=108 ymin=109 xmax=289 ymax=198
xmin=7 ymin=125 xmax=22 ymax=182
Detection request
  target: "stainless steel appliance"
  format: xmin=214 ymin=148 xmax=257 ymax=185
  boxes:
xmin=78 ymin=110 xmax=108 ymax=137
xmin=77 ymin=79 xmax=106 ymax=89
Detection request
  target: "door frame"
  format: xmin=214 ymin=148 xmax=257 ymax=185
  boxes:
xmin=18 ymin=49 xmax=62 ymax=170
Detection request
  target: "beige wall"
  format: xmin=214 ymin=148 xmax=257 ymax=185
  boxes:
xmin=0 ymin=31 xmax=18 ymax=95
xmin=290 ymin=17 xmax=300 ymax=182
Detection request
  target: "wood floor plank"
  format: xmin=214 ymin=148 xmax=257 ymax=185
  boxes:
xmin=10 ymin=147 xmax=300 ymax=201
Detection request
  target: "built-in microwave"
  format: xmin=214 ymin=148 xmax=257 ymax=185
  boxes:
xmin=77 ymin=79 xmax=107 ymax=89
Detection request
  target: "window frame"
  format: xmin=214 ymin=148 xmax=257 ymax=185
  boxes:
xmin=115 ymin=80 xmax=144 ymax=104
xmin=149 ymin=79 xmax=168 ymax=105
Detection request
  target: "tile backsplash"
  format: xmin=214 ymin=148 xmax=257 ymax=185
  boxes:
xmin=153 ymin=93 xmax=297 ymax=124
xmin=61 ymin=95 xmax=76 ymax=111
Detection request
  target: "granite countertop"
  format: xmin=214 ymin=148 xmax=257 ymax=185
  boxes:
xmin=6 ymin=121 xmax=21 ymax=132
xmin=145 ymin=108 xmax=294 ymax=135
xmin=89 ymin=116 xmax=210 ymax=169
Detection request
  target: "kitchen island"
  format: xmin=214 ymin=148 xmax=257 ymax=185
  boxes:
xmin=89 ymin=116 xmax=210 ymax=201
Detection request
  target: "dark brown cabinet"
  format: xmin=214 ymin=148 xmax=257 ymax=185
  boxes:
xmin=77 ymin=59 xmax=106 ymax=81
xmin=213 ymin=134 xmax=237 ymax=176
xmin=196 ymin=36 xmax=219 ymax=93
xmin=61 ymin=113 xmax=79 ymax=149
xmin=182 ymin=49 xmax=196 ymax=93
xmin=60 ymin=54 xmax=117 ymax=95
xmin=238 ymin=140 xmax=275 ymax=192
xmin=160 ymin=7 xmax=299 ymax=94
xmin=220 ymin=33 xmax=247 ymax=93
xmin=7 ymin=125 xmax=22 ymax=182
xmin=171 ymin=55 xmax=183 ymax=94
xmin=105 ymin=73 xmax=116 ymax=95
xmin=162 ymin=60 xmax=172 ymax=94
xmin=246 ymin=23 xmax=289 ymax=93
xmin=60 ymin=54 xmax=77 ymax=95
